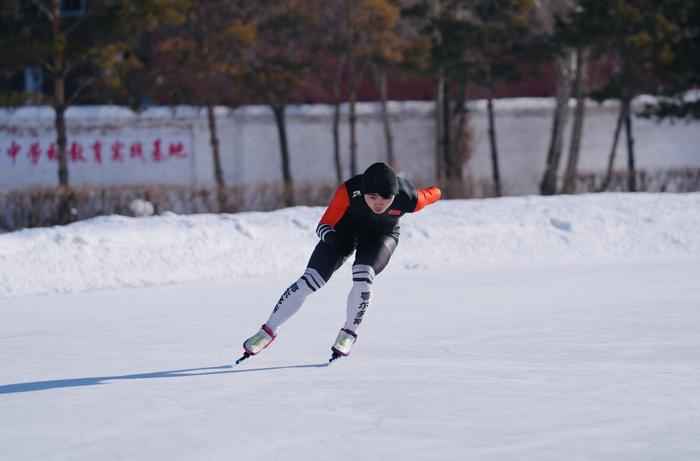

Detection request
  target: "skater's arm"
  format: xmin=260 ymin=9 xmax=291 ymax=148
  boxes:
xmin=413 ymin=186 xmax=442 ymax=212
xmin=316 ymin=184 xmax=350 ymax=244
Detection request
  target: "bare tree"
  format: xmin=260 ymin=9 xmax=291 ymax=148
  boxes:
xmin=598 ymin=102 xmax=626 ymax=191
xmin=153 ymin=0 xmax=256 ymax=212
xmin=561 ymin=47 xmax=588 ymax=194
xmin=371 ymin=65 xmax=395 ymax=167
xmin=534 ymin=0 xmax=575 ymax=196
xmin=248 ymin=0 xmax=318 ymax=206
xmin=339 ymin=0 xmax=402 ymax=176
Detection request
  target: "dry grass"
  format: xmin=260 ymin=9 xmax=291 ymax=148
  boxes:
xmin=1 ymin=169 xmax=698 ymax=232
xmin=0 ymin=182 xmax=336 ymax=232
xmin=575 ymin=168 xmax=700 ymax=194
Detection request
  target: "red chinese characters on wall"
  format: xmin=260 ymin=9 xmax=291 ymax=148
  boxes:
xmin=6 ymin=141 xmax=21 ymax=164
xmin=29 ymin=142 xmax=42 ymax=165
xmin=169 ymin=142 xmax=186 ymax=158
xmin=130 ymin=141 xmax=143 ymax=160
xmin=111 ymin=141 xmax=125 ymax=162
xmin=70 ymin=141 xmax=86 ymax=162
xmin=3 ymin=138 xmax=189 ymax=167
xmin=152 ymin=139 xmax=163 ymax=163
xmin=47 ymin=143 xmax=58 ymax=161
xmin=92 ymin=140 xmax=103 ymax=164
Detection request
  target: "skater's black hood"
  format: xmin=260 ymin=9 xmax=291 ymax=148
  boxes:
xmin=361 ymin=162 xmax=399 ymax=198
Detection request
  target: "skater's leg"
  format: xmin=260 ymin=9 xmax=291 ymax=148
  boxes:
xmin=265 ymin=241 xmax=348 ymax=332
xmin=342 ymin=235 xmax=397 ymax=334
xmin=264 ymin=267 xmax=323 ymax=331
xmin=332 ymin=236 xmax=396 ymax=357
xmin=341 ymin=264 xmax=374 ymax=333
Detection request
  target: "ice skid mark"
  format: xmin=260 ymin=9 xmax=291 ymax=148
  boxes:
xmin=550 ymin=218 xmax=572 ymax=232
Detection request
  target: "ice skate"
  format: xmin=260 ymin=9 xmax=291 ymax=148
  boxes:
xmin=236 ymin=325 xmax=276 ymax=365
xmin=331 ymin=328 xmax=357 ymax=357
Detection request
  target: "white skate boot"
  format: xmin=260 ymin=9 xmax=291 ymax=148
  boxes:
xmin=236 ymin=325 xmax=276 ymax=364
xmin=330 ymin=329 xmax=357 ymax=363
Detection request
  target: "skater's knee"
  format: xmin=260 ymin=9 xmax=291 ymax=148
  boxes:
xmin=352 ymin=264 xmax=375 ymax=288
xmin=299 ymin=267 xmax=326 ymax=293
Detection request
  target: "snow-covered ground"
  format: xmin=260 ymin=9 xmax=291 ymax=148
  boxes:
xmin=1 ymin=192 xmax=699 ymax=299
xmin=1 ymin=193 xmax=700 ymax=460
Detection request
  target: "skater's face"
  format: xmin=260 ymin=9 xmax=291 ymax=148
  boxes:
xmin=364 ymin=193 xmax=395 ymax=214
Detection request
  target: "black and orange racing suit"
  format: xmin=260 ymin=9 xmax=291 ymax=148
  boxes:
xmin=303 ymin=174 xmax=441 ymax=288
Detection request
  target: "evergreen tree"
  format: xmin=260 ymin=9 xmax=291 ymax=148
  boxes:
xmin=401 ymin=0 xmax=474 ymax=192
xmin=642 ymin=1 xmax=700 ymax=120
xmin=465 ymin=0 xmax=535 ymax=197
xmin=0 ymin=1 xmax=145 ymax=192
xmin=572 ymin=0 xmax=678 ymax=192
xmin=405 ymin=0 xmax=534 ymax=197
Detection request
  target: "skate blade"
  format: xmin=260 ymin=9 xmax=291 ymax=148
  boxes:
xmin=328 ymin=352 xmax=343 ymax=365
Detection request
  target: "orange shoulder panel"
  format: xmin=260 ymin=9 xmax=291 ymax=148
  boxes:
xmin=319 ymin=183 xmax=350 ymax=227
xmin=413 ymin=186 xmax=442 ymax=212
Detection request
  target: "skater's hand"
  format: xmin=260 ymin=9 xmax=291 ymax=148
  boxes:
xmin=318 ymin=225 xmax=355 ymax=255
xmin=321 ymin=229 xmax=337 ymax=246
xmin=321 ymin=229 xmax=355 ymax=255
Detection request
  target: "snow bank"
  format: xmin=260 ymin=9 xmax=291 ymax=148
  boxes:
xmin=1 ymin=193 xmax=699 ymax=299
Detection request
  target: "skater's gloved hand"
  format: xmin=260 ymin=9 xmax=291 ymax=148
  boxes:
xmin=318 ymin=224 xmax=337 ymax=246
xmin=322 ymin=230 xmax=337 ymax=246
xmin=318 ymin=224 xmax=355 ymax=255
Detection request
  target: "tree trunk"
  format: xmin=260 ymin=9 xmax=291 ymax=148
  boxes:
xmin=332 ymin=56 xmax=346 ymax=183
xmin=271 ymin=103 xmax=295 ymax=206
xmin=373 ymin=66 xmax=395 ymax=168
xmin=51 ymin=3 xmax=68 ymax=189
xmin=540 ymin=52 xmax=573 ymax=195
xmin=450 ymin=79 xmax=469 ymax=186
xmin=598 ymin=101 xmax=627 ymax=192
xmin=486 ymin=75 xmax=502 ymax=197
xmin=54 ymin=99 xmax=74 ymax=225
xmin=623 ymin=98 xmax=637 ymax=192
xmin=348 ymin=87 xmax=358 ymax=176
xmin=442 ymin=79 xmax=451 ymax=179
xmin=54 ymin=95 xmax=68 ymax=188
xmin=51 ymin=2 xmax=73 ymax=225
xmin=562 ymin=48 xmax=588 ymax=194
xmin=332 ymin=100 xmax=343 ymax=183
xmin=435 ymin=71 xmax=445 ymax=182
xmin=347 ymin=52 xmax=369 ymax=177
xmin=206 ymin=103 xmax=226 ymax=212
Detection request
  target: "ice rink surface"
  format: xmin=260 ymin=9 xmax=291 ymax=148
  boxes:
xmin=2 ymin=258 xmax=699 ymax=460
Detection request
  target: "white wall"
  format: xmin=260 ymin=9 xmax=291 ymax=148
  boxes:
xmin=1 ymin=99 xmax=698 ymax=194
